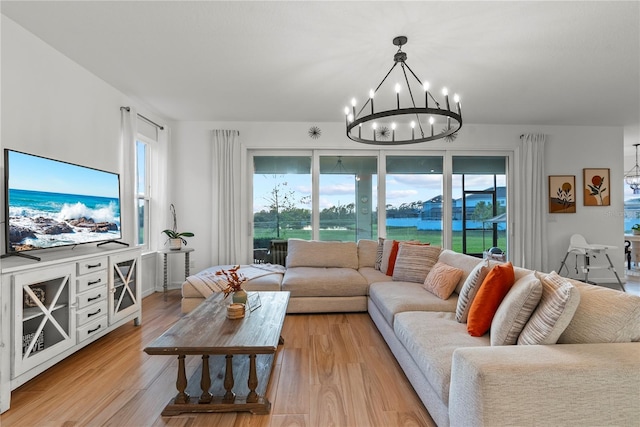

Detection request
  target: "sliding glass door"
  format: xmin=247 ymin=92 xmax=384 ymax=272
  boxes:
xmin=251 ymin=151 xmax=510 ymax=258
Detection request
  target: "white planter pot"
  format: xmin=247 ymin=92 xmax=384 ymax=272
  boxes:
xmin=169 ymin=238 xmax=182 ymax=250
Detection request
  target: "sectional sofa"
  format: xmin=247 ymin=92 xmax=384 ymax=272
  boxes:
xmin=181 ymin=238 xmax=640 ymax=427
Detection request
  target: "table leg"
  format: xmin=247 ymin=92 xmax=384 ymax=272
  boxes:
xmin=163 ymin=253 xmax=168 ymax=301
xmin=223 ymin=354 xmax=235 ymax=402
xmin=185 ymin=252 xmax=190 ymax=278
xmin=175 ymin=354 xmax=190 ymax=404
xmin=199 ymin=355 xmax=212 ymax=403
xmin=247 ymin=354 xmax=258 ymax=403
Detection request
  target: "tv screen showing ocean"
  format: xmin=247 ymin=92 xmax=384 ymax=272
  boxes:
xmin=8 ymin=188 xmax=121 ymax=250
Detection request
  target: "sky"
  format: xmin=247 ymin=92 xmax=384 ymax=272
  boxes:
xmin=7 ymin=150 xmax=120 ymax=198
xmin=253 ymin=173 xmax=501 ymax=213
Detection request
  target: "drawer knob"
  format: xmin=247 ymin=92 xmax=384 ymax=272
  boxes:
xmin=88 ymin=294 xmax=102 ymax=302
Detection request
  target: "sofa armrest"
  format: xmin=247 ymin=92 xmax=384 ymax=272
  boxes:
xmin=449 ymin=343 xmax=640 ymax=427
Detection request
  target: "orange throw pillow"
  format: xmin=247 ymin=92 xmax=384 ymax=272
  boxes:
xmin=467 ymin=262 xmax=515 ymax=337
xmin=385 ymin=240 xmax=400 ymax=276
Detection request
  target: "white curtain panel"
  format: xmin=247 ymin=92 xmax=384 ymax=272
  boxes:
xmin=211 ymin=129 xmax=243 ymax=264
xmin=120 ymin=107 xmax=137 ymax=246
xmin=519 ymin=133 xmax=547 ymax=271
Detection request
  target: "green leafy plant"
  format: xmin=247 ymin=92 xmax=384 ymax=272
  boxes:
xmin=632 ymin=224 xmax=640 ymax=231
xmin=162 ymin=204 xmax=194 ymax=245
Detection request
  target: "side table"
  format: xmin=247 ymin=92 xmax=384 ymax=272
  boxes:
xmin=161 ymin=247 xmax=194 ymax=300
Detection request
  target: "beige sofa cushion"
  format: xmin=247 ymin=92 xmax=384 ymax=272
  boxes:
xmin=359 ymin=266 xmax=391 ymax=285
xmin=286 ymin=239 xmax=358 ymax=269
xmin=394 ymin=311 xmax=489 ymax=404
xmin=357 ymin=239 xmax=378 ymax=268
xmin=518 ymin=272 xmax=580 ymax=345
xmin=558 ymin=279 xmax=640 ymax=343
xmin=491 ymin=272 xmax=543 ymax=346
xmin=369 ymin=281 xmax=458 ymax=326
xmin=281 ymin=266 xmax=367 ymax=297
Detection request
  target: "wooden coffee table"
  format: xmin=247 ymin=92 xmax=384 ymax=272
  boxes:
xmin=144 ymin=291 xmax=289 ymax=415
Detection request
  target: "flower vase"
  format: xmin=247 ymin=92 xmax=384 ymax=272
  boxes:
xmin=232 ymin=289 xmax=248 ymax=305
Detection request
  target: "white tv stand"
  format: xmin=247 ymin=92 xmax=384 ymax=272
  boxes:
xmin=0 ymin=245 xmax=142 ymax=413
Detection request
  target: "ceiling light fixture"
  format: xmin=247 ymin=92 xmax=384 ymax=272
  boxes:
xmin=625 ymin=143 xmax=640 ymax=194
xmin=344 ymin=36 xmax=462 ymax=145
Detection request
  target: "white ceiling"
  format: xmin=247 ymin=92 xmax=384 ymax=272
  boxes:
xmin=2 ymin=1 xmax=639 ymax=147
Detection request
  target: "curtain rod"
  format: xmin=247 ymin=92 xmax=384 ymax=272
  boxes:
xmin=120 ymin=106 xmax=165 ymax=130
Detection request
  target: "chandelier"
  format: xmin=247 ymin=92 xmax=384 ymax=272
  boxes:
xmin=344 ymin=36 xmax=462 ymax=145
xmin=625 ymin=143 xmax=640 ymax=194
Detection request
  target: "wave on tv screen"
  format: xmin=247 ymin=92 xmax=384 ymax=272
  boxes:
xmin=6 ymin=150 xmax=121 ymax=253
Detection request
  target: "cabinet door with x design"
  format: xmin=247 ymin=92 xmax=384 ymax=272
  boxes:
xmin=109 ymin=251 xmax=141 ymax=326
xmin=13 ymin=265 xmax=75 ymax=377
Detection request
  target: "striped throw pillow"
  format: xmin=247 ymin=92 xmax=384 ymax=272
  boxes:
xmin=392 ymin=244 xmax=441 ymax=283
xmin=374 ymin=237 xmax=385 ymax=270
xmin=456 ymin=260 xmax=492 ymax=323
xmin=490 ymin=272 xmax=543 ymax=345
xmin=517 ymin=271 xmax=580 ymax=345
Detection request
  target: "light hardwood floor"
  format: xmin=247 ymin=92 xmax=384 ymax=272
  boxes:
xmin=0 ymin=291 xmax=436 ymax=427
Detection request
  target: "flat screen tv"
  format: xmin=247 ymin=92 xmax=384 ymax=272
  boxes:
xmin=4 ymin=149 xmax=122 ymax=259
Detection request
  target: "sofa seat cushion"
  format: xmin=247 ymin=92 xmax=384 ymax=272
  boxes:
xmin=394 ymin=311 xmax=490 ymax=404
xmin=282 ymin=267 xmax=368 ymax=297
xmin=358 ymin=266 xmax=391 ymax=285
xmin=369 ymin=281 xmax=458 ymax=326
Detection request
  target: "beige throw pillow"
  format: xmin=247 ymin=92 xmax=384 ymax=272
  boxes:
xmin=491 ymin=273 xmax=543 ymax=346
xmin=422 ymin=261 xmax=463 ymax=299
xmin=456 ymin=260 xmax=492 ymax=323
xmin=517 ymin=272 xmax=580 ymax=345
xmin=392 ymin=244 xmax=441 ymax=283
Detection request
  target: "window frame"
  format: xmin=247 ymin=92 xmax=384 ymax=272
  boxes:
xmin=135 ymin=135 xmax=153 ymax=251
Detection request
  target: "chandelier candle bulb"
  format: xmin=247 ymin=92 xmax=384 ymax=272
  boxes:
xmin=369 ymin=89 xmax=375 ymax=114
xmin=351 ymin=98 xmax=357 ymax=118
xmin=411 ymin=121 xmax=416 ymax=139
xmin=429 ymin=117 xmax=435 ymax=136
xmin=395 ymin=83 xmax=401 ymax=109
xmin=454 ymin=94 xmax=461 ymax=115
xmin=392 ymin=122 xmax=396 ymax=141
xmin=372 ymin=122 xmax=377 ymax=141
xmin=443 ymin=88 xmax=450 ymax=110
xmin=358 ymin=123 xmax=362 ymax=138
xmin=423 ymin=81 xmax=430 ymax=107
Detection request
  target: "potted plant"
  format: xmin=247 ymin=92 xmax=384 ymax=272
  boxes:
xmin=632 ymin=224 xmax=640 ymax=235
xmin=162 ymin=204 xmax=194 ymax=250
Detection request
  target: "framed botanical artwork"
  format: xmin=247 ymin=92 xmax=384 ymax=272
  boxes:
xmin=549 ymin=175 xmax=576 ymax=213
xmin=583 ymin=168 xmax=610 ymax=206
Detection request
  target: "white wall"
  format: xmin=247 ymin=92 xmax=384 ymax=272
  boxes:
xmin=171 ymin=121 xmax=625 ymax=284
xmin=1 ymin=16 xmax=170 ymax=295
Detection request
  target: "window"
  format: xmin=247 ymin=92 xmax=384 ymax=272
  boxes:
xmin=319 ymin=156 xmax=377 ymax=241
xmin=385 ymin=155 xmax=443 ymax=245
xmin=252 ymin=156 xmax=312 ymax=250
xmin=250 ymin=151 xmax=511 ymax=258
xmin=452 ymin=156 xmax=507 ymax=256
xmin=135 ymin=139 xmax=150 ymax=249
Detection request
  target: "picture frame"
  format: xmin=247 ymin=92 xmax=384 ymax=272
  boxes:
xmin=583 ymin=168 xmax=610 ymax=206
xmin=548 ymin=175 xmax=576 ymax=213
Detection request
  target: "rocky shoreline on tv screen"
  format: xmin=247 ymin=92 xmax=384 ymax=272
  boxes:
xmin=9 ymin=216 xmax=119 ymax=251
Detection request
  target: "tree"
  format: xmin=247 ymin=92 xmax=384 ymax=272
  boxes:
xmin=264 ymin=178 xmax=296 ymax=238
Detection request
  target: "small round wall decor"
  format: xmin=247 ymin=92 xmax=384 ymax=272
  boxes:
xmin=308 ymin=126 xmax=322 ymax=139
